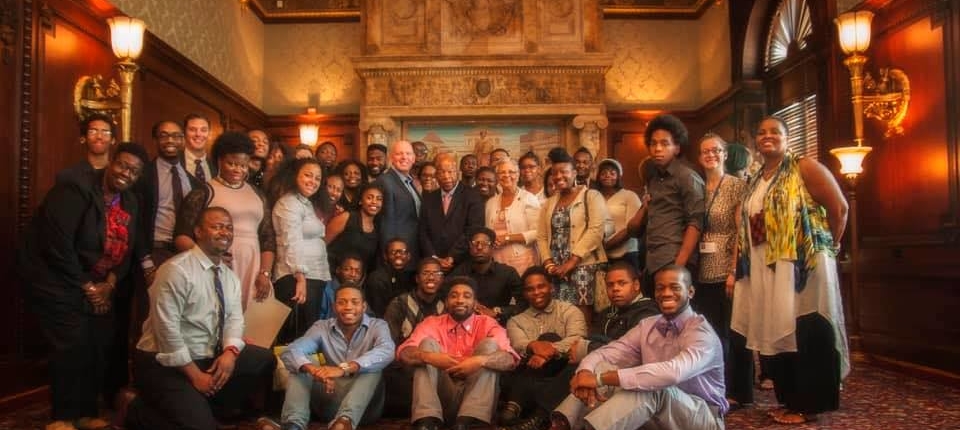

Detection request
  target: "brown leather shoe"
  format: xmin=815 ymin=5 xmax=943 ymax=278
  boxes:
xmin=330 ymin=416 xmax=353 ymax=430
xmin=111 ymin=388 xmax=137 ymax=430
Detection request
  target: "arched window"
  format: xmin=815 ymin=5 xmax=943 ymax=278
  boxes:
xmin=764 ymin=0 xmax=818 ymax=159
xmin=765 ymin=0 xmax=814 ymax=69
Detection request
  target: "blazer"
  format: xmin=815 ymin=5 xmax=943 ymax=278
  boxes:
xmin=133 ymin=157 xmax=202 ymax=253
xmin=418 ymin=183 xmax=485 ymax=263
xmin=537 ymin=187 xmax=609 ymax=266
xmin=18 ymin=168 xmax=140 ymax=306
xmin=375 ymin=168 xmax=421 ymax=263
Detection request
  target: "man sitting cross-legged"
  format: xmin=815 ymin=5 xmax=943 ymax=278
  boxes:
xmin=501 ymin=261 xmax=661 ymax=430
xmin=380 ymin=257 xmax=447 ymax=417
xmin=500 ymin=267 xmax=587 ymax=427
xmin=548 ymin=265 xmax=727 ymax=430
xmin=398 ymin=276 xmax=520 ymax=430
xmin=257 ymin=285 xmax=395 ymax=430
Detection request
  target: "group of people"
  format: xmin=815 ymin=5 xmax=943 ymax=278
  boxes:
xmin=19 ymin=111 xmax=850 ymax=430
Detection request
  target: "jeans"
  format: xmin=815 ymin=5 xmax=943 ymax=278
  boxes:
xmin=281 ymin=360 xmax=384 ymax=430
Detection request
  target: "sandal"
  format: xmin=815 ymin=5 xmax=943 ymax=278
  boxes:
xmin=772 ymin=411 xmax=816 ymax=425
xmin=765 ymin=407 xmax=787 ymax=419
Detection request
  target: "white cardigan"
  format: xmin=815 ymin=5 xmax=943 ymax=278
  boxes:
xmin=485 ymin=188 xmax=542 ymax=256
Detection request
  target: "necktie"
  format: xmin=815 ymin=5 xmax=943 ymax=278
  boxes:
xmin=195 ymin=158 xmax=206 ymax=183
xmin=655 ymin=317 xmax=679 ymax=337
xmin=170 ymin=164 xmax=184 ymax=212
xmin=405 ymin=177 xmax=421 ymax=212
xmin=212 ymin=267 xmax=225 ymax=355
xmin=442 ymin=193 xmax=451 ymax=215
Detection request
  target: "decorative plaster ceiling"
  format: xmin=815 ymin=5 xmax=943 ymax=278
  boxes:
xmin=245 ymin=0 xmax=714 ymax=23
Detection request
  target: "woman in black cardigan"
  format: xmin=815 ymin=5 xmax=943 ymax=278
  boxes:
xmin=18 ymin=142 xmax=148 ymax=430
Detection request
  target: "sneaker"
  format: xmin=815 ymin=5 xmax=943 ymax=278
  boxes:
xmin=498 ymin=401 xmax=522 ymax=425
xmin=256 ymin=417 xmax=302 ymax=430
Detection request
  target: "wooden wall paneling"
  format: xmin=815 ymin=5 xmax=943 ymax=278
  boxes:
xmin=265 ymin=114 xmax=361 ymax=161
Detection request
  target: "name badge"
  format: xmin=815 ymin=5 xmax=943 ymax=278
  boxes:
xmin=700 ymin=241 xmax=718 ymax=254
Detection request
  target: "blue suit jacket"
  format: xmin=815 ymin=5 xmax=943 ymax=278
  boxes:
xmin=375 ymin=169 xmax=421 ymax=265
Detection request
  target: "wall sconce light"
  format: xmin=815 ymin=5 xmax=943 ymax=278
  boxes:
xmin=73 ymin=16 xmax=146 ymax=142
xmin=299 ymin=107 xmax=319 ymax=146
xmin=835 ymin=10 xmax=911 ymax=141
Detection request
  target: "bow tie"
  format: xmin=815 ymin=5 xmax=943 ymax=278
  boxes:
xmin=655 ymin=318 xmax=679 ymax=337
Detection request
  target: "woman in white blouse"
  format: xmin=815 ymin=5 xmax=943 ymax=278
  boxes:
xmin=271 ymin=158 xmax=332 ymax=343
xmin=486 ymin=158 xmax=542 ymax=276
xmin=595 ymin=159 xmax=644 ymax=270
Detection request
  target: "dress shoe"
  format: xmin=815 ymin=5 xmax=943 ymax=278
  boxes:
xmin=546 ymin=412 xmax=570 ymax=430
xmin=330 ymin=416 xmax=353 ymax=430
xmin=498 ymin=401 xmax=522 ymax=425
xmin=44 ymin=421 xmax=78 ymax=430
xmin=411 ymin=416 xmax=443 ymax=430
xmin=451 ymin=415 xmax=485 ymax=430
xmin=502 ymin=409 xmax=549 ymax=430
xmin=73 ymin=417 xmax=109 ymax=430
xmin=111 ymin=388 xmax=137 ymax=430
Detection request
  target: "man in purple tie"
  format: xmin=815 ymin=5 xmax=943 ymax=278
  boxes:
xmin=115 ymin=207 xmax=275 ymax=430
xmin=547 ymin=265 xmax=728 ymax=430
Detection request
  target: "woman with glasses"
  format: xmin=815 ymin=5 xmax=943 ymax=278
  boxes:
xmin=537 ymin=148 xmax=609 ymax=327
xmin=486 ymin=158 xmax=541 ymax=277
xmin=693 ymin=133 xmax=752 ymax=411
xmin=175 ymin=132 xmax=276 ymax=311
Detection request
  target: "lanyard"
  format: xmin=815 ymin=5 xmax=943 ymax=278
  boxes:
xmin=702 ymin=175 xmax=725 ymax=233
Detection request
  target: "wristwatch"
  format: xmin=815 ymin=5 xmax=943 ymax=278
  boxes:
xmin=338 ymin=362 xmax=353 ymax=377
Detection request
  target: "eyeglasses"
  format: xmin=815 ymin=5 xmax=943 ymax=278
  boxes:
xmin=700 ymin=148 xmax=725 ymax=155
xmin=420 ymin=270 xmax=444 ymax=278
xmin=87 ymin=128 xmax=112 ymax=137
xmin=470 ymin=240 xmax=492 ymax=248
xmin=389 ymin=249 xmax=410 ymax=256
xmin=157 ymin=132 xmax=185 ymax=141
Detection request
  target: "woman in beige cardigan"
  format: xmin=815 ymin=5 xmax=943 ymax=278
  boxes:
xmin=537 ymin=148 xmax=609 ymax=327
xmin=487 ymin=158 xmax=542 ymax=276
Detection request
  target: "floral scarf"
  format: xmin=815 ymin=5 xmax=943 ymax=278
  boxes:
xmin=91 ymin=194 xmax=131 ymax=279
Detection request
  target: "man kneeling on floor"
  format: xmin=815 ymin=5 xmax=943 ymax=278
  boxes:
xmin=548 ymin=265 xmax=728 ymax=430
xmin=258 ymin=285 xmax=396 ymax=430
xmin=397 ymin=276 xmax=520 ymax=430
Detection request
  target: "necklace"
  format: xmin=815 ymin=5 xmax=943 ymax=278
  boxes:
xmin=215 ymin=176 xmax=244 ymax=189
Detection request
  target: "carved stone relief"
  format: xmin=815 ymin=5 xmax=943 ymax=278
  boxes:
xmin=360 ymin=69 xmax=606 ymax=107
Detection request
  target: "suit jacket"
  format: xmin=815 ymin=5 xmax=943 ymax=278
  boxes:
xmin=418 ymin=183 xmax=484 ymax=264
xmin=179 ymin=152 xmax=217 ymax=181
xmin=133 ymin=157 xmax=202 ymax=257
xmin=374 ymin=168 xmax=421 ymax=264
xmin=18 ymin=167 xmax=140 ymax=307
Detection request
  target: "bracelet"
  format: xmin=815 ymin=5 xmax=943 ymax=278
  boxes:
xmin=595 ymin=371 xmax=605 ymax=388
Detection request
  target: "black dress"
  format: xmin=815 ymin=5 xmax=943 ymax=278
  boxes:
xmin=327 ymin=210 xmax=379 ymax=270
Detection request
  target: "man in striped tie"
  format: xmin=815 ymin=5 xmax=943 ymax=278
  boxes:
xmin=115 ymin=207 xmax=275 ymax=430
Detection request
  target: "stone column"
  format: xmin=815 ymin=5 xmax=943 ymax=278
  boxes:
xmin=572 ymin=115 xmax=609 ymax=158
xmin=359 ymin=116 xmax=397 ymax=148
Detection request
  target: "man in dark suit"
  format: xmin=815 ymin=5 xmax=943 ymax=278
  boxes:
xmin=374 ymin=140 xmax=421 ymax=268
xmin=137 ymin=120 xmax=203 ymax=274
xmin=418 ymin=153 xmax=484 ymax=271
xmin=180 ymin=113 xmax=217 ymax=183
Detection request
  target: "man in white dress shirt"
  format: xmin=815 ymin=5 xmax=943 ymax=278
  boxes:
xmin=115 ymin=207 xmax=275 ymax=430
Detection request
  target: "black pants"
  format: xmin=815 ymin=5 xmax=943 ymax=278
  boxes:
xmin=126 ymin=347 xmax=275 ymax=430
xmin=765 ymin=313 xmax=841 ymax=414
xmin=691 ymin=281 xmax=753 ymax=403
xmin=273 ymin=275 xmax=324 ymax=344
xmin=33 ymin=293 xmax=113 ymax=421
xmin=504 ymin=333 xmax=568 ymax=413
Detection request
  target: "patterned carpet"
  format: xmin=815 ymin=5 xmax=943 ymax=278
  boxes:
xmin=3 ymin=363 xmax=958 ymax=430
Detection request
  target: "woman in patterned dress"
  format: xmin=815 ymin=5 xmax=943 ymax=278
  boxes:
xmin=537 ymin=148 xmax=609 ymax=328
